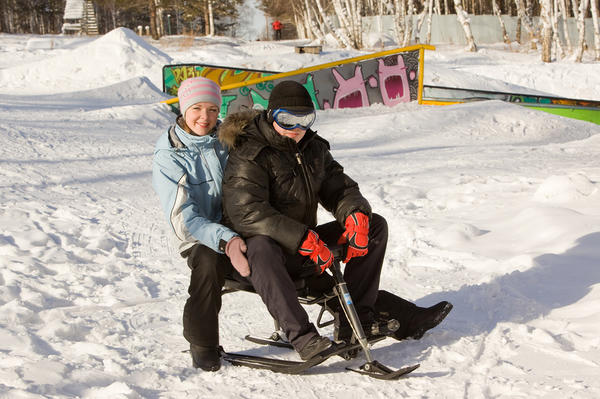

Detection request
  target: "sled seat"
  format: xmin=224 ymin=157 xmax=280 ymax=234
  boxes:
xmin=222 ymin=273 xmax=335 ymax=306
xmin=222 ymin=272 xmax=338 ymax=332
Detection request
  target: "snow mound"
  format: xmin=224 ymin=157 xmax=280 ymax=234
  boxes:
xmin=428 ymin=101 xmax=598 ymax=146
xmin=25 ymin=37 xmax=56 ymax=50
xmin=0 ymin=28 xmax=172 ymax=95
xmin=533 ymin=173 xmax=598 ymax=203
xmin=425 ymin=65 xmax=554 ymax=97
xmin=436 ymin=223 xmax=488 ymax=247
xmin=0 ymin=77 xmax=168 ymax=110
xmin=473 ymin=206 xmax=594 ymax=257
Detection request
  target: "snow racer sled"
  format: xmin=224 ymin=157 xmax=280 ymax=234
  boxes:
xmin=220 ymin=245 xmax=423 ymax=380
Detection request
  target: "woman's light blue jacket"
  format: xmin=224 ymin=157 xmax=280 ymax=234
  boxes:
xmin=152 ymin=120 xmax=237 ymax=255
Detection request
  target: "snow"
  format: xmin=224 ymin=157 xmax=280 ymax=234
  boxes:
xmin=1 ymin=28 xmax=599 ymax=398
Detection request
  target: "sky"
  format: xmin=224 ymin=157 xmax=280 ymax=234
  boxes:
xmin=0 ymin=29 xmax=599 ymax=398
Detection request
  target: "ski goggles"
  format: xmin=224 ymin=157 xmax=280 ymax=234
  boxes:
xmin=272 ymin=108 xmax=316 ymax=131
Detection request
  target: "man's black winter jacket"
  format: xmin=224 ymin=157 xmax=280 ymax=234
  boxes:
xmin=219 ymin=111 xmax=371 ymax=254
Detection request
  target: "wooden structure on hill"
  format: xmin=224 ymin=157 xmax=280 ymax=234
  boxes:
xmin=62 ymin=0 xmax=99 ymax=35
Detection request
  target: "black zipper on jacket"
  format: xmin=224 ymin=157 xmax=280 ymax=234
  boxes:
xmin=295 ymin=151 xmax=315 ymax=220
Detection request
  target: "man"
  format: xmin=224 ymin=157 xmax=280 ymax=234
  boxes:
xmin=272 ymin=20 xmax=282 ymax=40
xmin=219 ymin=80 xmax=452 ymax=360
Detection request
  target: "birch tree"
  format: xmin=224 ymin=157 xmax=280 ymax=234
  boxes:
xmin=492 ymin=0 xmax=511 ymax=43
xmin=558 ymin=0 xmax=573 ymax=51
xmin=304 ymin=0 xmax=326 ymax=42
xmin=540 ymin=0 xmax=553 ymax=61
xmin=454 ymin=0 xmax=478 ymax=51
xmin=314 ymin=0 xmax=351 ymax=47
xmin=392 ymin=0 xmax=407 ymax=45
xmin=209 ymin=0 xmax=215 ymax=36
xmin=552 ymin=0 xmax=566 ymax=58
xmin=575 ymin=0 xmax=590 ymax=62
xmin=404 ymin=0 xmax=416 ymax=46
xmin=426 ymin=0 xmax=434 ymax=44
xmin=515 ymin=0 xmax=536 ymax=47
xmin=332 ymin=0 xmax=362 ymax=48
xmin=590 ymin=0 xmax=600 ymax=60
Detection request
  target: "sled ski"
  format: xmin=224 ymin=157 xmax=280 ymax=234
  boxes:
xmin=347 ymin=361 xmax=420 ymax=380
xmin=220 ymin=341 xmax=359 ymax=374
xmin=220 ymin=340 xmax=418 ymax=379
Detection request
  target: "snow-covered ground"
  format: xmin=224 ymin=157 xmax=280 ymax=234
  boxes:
xmin=1 ymin=29 xmax=599 ymax=398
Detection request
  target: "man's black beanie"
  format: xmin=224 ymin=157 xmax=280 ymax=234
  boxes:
xmin=267 ymin=80 xmax=315 ymax=121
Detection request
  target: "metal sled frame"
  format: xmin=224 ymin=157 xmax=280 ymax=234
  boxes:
xmin=221 ymin=246 xmax=420 ymax=379
xmin=222 ymin=271 xmax=339 ymax=343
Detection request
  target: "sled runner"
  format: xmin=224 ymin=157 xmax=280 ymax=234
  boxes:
xmin=220 ymin=245 xmax=420 ymax=380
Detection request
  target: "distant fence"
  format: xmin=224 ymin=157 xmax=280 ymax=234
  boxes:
xmin=363 ymin=15 xmax=596 ymax=46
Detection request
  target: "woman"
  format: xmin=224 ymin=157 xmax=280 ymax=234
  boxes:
xmin=152 ymin=76 xmax=248 ymax=372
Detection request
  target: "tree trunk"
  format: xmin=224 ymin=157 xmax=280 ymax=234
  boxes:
xmin=514 ymin=0 xmax=536 ymax=47
xmin=315 ymin=0 xmax=350 ymax=47
xmin=559 ymin=0 xmax=573 ymax=51
xmin=157 ymin=5 xmax=164 ymax=37
xmin=347 ymin=0 xmax=363 ymax=48
xmin=454 ymin=0 xmax=478 ymax=51
xmin=393 ymin=0 xmax=406 ymax=46
xmin=590 ymin=0 xmax=600 ymax=60
xmin=426 ymin=0 xmax=434 ymax=44
xmin=149 ymin=0 xmax=159 ymax=40
xmin=575 ymin=0 xmax=590 ymax=62
xmin=415 ymin=6 xmax=427 ymax=43
xmin=208 ymin=0 xmax=214 ymax=36
xmin=404 ymin=0 xmax=415 ymax=45
xmin=293 ymin=10 xmax=306 ymax=39
xmin=492 ymin=0 xmax=511 ymax=43
xmin=304 ymin=0 xmax=325 ymax=42
xmin=540 ymin=0 xmax=553 ymax=61
xmin=111 ymin=1 xmax=117 ymax=31
xmin=333 ymin=0 xmax=359 ymax=48
xmin=552 ymin=0 xmax=566 ymax=58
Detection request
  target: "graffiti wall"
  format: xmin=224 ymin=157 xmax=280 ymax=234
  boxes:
xmin=422 ymin=85 xmax=600 ymax=108
xmin=220 ymin=49 xmax=422 ymax=116
xmin=162 ymin=46 xmax=432 ymax=117
xmin=422 ymin=85 xmax=600 ymax=125
xmin=162 ymin=64 xmax=277 ymax=116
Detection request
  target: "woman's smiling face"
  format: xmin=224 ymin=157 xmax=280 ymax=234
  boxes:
xmin=184 ymin=102 xmax=219 ymax=136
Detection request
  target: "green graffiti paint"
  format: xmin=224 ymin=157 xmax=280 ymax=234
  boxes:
xmin=220 ymin=95 xmax=236 ymax=119
xmin=249 ymin=90 xmax=268 ymax=110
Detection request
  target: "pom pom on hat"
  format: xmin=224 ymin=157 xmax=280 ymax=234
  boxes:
xmin=177 ymin=77 xmax=222 ymax=116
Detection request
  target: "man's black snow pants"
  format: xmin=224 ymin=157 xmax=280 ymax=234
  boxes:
xmin=245 ymin=213 xmax=388 ymax=352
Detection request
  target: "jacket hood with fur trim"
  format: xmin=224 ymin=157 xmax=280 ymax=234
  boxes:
xmin=218 ymin=110 xmax=260 ymax=149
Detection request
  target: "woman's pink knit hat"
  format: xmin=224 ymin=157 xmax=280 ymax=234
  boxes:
xmin=177 ymin=77 xmax=222 ymax=116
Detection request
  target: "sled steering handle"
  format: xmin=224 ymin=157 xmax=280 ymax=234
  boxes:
xmin=326 ymin=243 xmax=376 ymax=363
xmin=329 ymin=244 xmax=348 ymax=263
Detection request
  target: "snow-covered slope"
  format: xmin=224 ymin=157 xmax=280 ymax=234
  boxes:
xmin=1 ymin=29 xmax=599 ymax=398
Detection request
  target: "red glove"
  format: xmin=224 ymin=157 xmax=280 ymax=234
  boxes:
xmin=339 ymin=212 xmax=369 ymax=263
xmin=298 ymin=230 xmax=333 ymax=274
